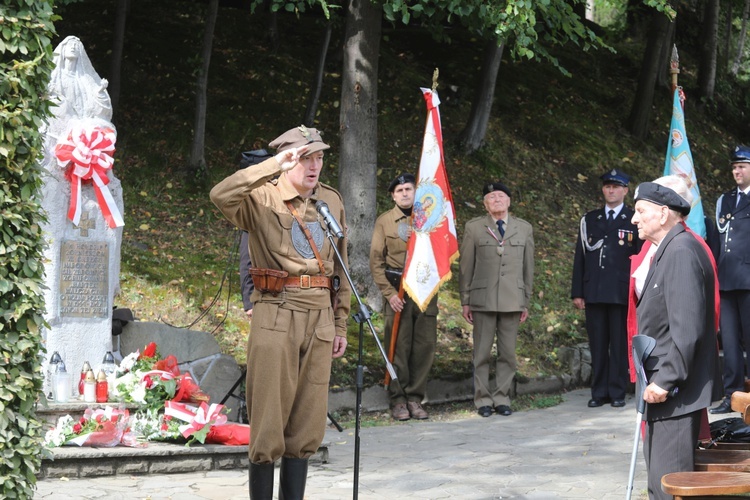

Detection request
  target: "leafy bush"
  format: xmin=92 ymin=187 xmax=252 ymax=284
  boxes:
xmin=0 ymin=1 xmax=56 ymax=497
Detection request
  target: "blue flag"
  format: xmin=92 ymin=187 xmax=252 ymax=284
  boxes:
xmin=663 ymin=87 xmax=706 ymax=238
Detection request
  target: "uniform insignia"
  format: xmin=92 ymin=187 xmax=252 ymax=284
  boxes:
xmin=618 ymin=229 xmax=625 ymax=240
xmin=291 ymin=219 xmax=324 ymax=259
xmin=619 ymin=240 xmax=625 ymax=246
xmin=720 ymin=217 xmax=726 ymax=224
xmin=610 ymin=169 xmax=617 ymax=176
xmin=588 ymin=237 xmax=593 ymax=244
xmin=397 ymin=221 xmax=411 ymax=242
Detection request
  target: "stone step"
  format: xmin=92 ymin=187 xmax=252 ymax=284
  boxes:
xmin=40 ymin=441 xmax=329 ymax=479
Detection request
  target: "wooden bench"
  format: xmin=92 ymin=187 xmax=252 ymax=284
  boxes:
xmin=658 ymin=392 xmax=750 ymax=498
xmin=695 ymin=449 xmax=750 ymax=472
xmin=661 ymin=471 xmax=750 ymax=499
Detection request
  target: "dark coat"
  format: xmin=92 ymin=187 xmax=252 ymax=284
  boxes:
xmin=636 ymin=224 xmax=722 ymax=421
xmin=571 ymin=206 xmax=640 ymax=305
xmin=716 ymin=188 xmax=750 ymax=291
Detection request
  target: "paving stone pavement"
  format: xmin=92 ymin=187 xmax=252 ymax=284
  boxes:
xmin=35 ymin=389 xmax=660 ymax=499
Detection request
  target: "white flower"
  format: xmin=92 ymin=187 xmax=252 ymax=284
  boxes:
xmin=130 ymin=382 xmax=147 ymax=404
xmin=119 ymin=351 xmax=140 ymax=373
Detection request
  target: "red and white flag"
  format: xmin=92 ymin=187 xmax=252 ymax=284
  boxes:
xmin=402 ymin=88 xmax=459 ymax=311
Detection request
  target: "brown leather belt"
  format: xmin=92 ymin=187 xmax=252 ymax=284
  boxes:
xmin=283 ymin=275 xmax=332 ymax=290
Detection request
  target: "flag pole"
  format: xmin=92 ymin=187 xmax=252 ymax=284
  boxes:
xmin=384 ymin=68 xmax=442 ymax=388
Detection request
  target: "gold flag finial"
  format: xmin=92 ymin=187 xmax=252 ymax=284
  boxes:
xmin=432 ymin=68 xmax=439 ymax=92
xmin=670 ymin=45 xmax=680 ymax=90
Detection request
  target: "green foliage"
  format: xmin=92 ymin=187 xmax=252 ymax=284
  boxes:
xmin=0 ymin=1 xmax=56 ymax=497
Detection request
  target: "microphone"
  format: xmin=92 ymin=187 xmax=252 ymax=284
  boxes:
xmin=316 ymin=200 xmax=344 ymax=238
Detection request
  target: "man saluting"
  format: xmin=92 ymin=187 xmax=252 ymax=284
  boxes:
xmin=210 ymin=125 xmax=351 ymax=500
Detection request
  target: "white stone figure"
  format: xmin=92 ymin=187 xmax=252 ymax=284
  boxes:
xmin=39 ymin=36 xmax=124 ymax=401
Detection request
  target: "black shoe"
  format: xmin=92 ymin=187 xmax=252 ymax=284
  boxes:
xmin=494 ymin=405 xmax=512 ymax=416
xmin=709 ymin=398 xmax=733 ymax=414
xmin=588 ymin=398 xmax=610 ymax=408
xmin=477 ymin=405 xmax=493 ymax=417
xmin=611 ymin=400 xmax=626 ymax=408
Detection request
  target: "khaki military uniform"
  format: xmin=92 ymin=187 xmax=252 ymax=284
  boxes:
xmin=459 ymin=213 xmax=534 ymax=408
xmin=369 ymin=206 xmax=437 ymax=406
xmin=210 ymin=157 xmax=351 ymax=464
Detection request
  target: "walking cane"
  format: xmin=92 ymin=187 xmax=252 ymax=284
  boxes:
xmin=625 ymin=335 xmax=656 ymax=500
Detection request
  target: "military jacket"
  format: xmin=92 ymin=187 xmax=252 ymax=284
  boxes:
xmin=571 ymin=206 xmax=640 ymax=305
xmin=459 ymin=214 xmax=534 ymax=312
xmin=209 ymin=157 xmax=351 ymax=335
xmin=716 ymin=188 xmax=750 ymax=291
xmin=369 ymin=206 xmax=410 ymax=302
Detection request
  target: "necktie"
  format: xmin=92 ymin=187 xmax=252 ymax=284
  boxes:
xmin=496 ymin=220 xmax=505 ymax=239
xmin=607 ymin=209 xmax=615 ymax=224
xmin=739 ymin=192 xmax=748 ymax=207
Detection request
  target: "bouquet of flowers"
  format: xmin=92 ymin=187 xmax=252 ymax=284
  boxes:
xmin=164 ymin=401 xmax=229 ymax=445
xmin=129 ymin=408 xmax=183 ymax=442
xmin=44 ymin=407 xmax=140 ymax=448
xmin=111 ymin=342 xmax=209 ymax=411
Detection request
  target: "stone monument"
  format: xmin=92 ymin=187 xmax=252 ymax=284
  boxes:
xmin=39 ymin=36 xmax=125 ymax=400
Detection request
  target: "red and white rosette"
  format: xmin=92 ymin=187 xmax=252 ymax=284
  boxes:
xmin=54 ymin=122 xmax=124 ymax=229
xmin=164 ymin=401 xmax=227 ymax=439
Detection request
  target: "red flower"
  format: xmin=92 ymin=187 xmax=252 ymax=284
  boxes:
xmin=140 ymin=342 xmax=157 ymax=359
xmin=164 ymin=415 xmax=172 ymax=422
xmin=144 ymin=376 xmax=154 ymax=389
xmin=73 ymin=423 xmax=82 ymax=434
xmin=161 ymin=423 xmax=168 ymax=431
xmin=96 ymin=415 xmax=105 ymax=423
xmin=79 ymin=417 xmax=87 ymax=425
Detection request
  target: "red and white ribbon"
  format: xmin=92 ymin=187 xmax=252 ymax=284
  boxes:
xmin=164 ymin=401 xmax=227 ymax=438
xmin=54 ymin=124 xmax=124 ymax=229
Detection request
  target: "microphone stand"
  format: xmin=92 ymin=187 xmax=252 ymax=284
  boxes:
xmin=324 ymin=228 xmax=397 ymax=500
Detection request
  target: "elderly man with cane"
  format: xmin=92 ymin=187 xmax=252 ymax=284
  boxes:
xmin=628 ymin=176 xmax=721 ymax=500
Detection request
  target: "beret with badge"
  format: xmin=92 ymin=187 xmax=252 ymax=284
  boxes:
xmin=388 ymin=173 xmax=416 ymax=192
xmin=482 ymin=181 xmax=511 ymax=198
xmin=269 ymin=125 xmax=330 ymax=154
xmin=634 ymin=182 xmax=691 ymax=216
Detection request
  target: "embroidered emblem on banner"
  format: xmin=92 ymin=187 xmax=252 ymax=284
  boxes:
xmin=291 ymin=219 xmax=324 ymax=259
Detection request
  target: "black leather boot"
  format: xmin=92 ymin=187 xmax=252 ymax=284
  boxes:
xmin=279 ymin=457 xmax=308 ymax=500
xmin=249 ymin=462 xmax=275 ymax=500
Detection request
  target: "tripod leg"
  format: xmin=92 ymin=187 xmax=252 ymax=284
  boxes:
xmin=327 ymin=412 xmax=343 ymax=432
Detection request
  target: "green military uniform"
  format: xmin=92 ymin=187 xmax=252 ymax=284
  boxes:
xmin=210 ymin=156 xmax=351 ymax=464
xmin=370 ymin=205 xmax=438 ymax=407
xmin=459 ymin=213 xmax=534 ymax=409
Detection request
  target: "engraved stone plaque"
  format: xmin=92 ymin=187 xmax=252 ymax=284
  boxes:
xmin=59 ymin=240 xmax=109 ymax=318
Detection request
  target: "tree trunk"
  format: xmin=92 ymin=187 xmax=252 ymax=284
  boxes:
xmin=697 ymin=0 xmax=720 ymax=102
xmin=732 ymin=0 xmax=750 ymax=76
xmin=625 ymin=10 xmax=672 ymax=140
xmin=724 ymin=2 xmax=733 ymax=73
xmin=457 ymin=39 xmax=504 ymax=154
xmin=188 ymin=0 xmax=219 ymax=178
xmin=338 ymin=0 xmax=382 ymax=304
xmin=304 ymin=21 xmax=333 ymax=127
xmin=108 ymin=0 xmax=129 ymax=116
xmin=626 ymin=0 xmax=651 ymax=39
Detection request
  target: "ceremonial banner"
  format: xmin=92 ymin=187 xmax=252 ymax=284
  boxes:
xmin=663 ymin=87 xmax=706 ymax=238
xmin=402 ymin=88 xmax=459 ymax=311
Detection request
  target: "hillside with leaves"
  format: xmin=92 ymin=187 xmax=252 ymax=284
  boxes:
xmin=54 ymin=0 xmax=749 ymax=387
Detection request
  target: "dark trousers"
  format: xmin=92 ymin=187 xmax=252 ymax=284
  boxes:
xmin=644 ymin=410 xmax=701 ymax=500
xmin=720 ymin=290 xmax=750 ymax=396
xmin=586 ymin=303 xmax=627 ymax=400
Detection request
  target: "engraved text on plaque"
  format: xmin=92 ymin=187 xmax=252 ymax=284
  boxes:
xmin=59 ymin=240 xmax=109 ymax=318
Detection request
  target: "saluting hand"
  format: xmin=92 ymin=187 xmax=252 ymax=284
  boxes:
xmin=275 ymin=145 xmax=309 ymax=172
